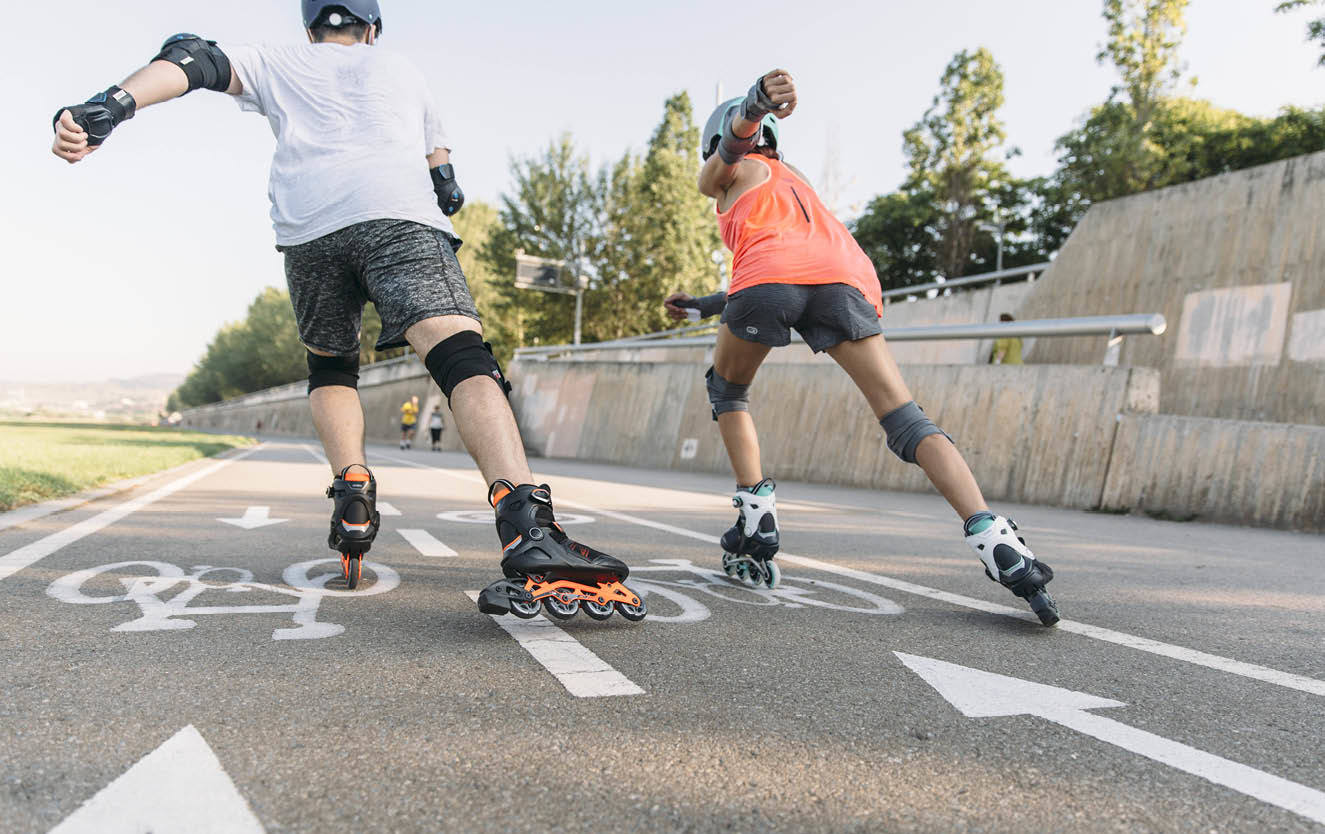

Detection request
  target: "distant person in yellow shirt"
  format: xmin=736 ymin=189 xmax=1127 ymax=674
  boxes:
xmin=399 ymin=395 xmax=419 ymax=449
xmin=990 ymin=313 xmax=1023 ymax=365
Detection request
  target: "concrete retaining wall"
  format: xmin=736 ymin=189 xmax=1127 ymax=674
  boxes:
xmin=1101 ymin=415 xmax=1325 ymax=531
xmin=509 ymin=359 xmax=1159 ymax=510
xmin=1018 ymin=152 xmax=1325 ymax=424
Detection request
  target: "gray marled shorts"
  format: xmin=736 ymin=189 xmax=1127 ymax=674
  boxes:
xmin=721 ymin=282 xmax=882 ymax=352
xmin=277 ymin=219 xmax=480 ymax=356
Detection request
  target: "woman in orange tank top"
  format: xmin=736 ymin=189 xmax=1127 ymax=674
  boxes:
xmin=661 ymin=70 xmax=1060 ymax=625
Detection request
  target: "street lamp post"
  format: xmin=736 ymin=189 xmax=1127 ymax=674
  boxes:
xmin=978 ymin=215 xmax=1006 ymax=273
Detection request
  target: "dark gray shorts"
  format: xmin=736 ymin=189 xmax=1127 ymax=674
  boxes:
xmin=721 ymin=283 xmax=882 ymax=352
xmin=277 ymin=219 xmax=479 ymax=356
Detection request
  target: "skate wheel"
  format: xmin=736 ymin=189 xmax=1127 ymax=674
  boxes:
xmin=1029 ymin=590 xmax=1060 ymax=627
xmin=762 ymin=560 xmax=781 ymax=590
xmin=615 ymin=599 xmax=647 ymax=622
xmin=508 ymin=594 xmax=541 ymax=618
xmin=543 ymin=595 xmax=579 ymax=620
xmin=721 ymin=552 xmax=739 ymax=577
xmin=584 ymin=599 xmax=614 ymax=621
xmin=344 ymin=554 xmax=362 ymax=590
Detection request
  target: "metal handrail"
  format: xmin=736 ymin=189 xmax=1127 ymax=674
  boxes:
xmin=881 ymin=262 xmax=1051 ymax=301
xmin=513 ymin=313 xmax=1166 ymax=360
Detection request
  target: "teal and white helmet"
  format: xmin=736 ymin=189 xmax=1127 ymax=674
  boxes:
xmin=701 ymin=97 xmax=780 ymax=161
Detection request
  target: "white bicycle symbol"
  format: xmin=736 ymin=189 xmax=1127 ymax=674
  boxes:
xmin=47 ymin=558 xmax=399 ymax=641
xmin=629 ymin=559 xmax=905 ymax=623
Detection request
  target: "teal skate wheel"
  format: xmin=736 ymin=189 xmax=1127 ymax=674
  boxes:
xmin=543 ymin=595 xmax=579 ymax=620
xmin=721 ymin=552 xmax=739 ymax=577
xmin=584 ymin=599 xmax=614 ymax=620
xmin=762 ymin=561 xmax=781 ymax=590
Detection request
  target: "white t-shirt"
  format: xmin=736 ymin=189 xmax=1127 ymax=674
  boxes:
xmin=225 ymin=42 xmax=454 ymax=246
xmin=429 ymin=412 xmax=444 ymax=430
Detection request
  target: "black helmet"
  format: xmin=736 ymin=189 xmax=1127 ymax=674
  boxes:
xmin=302 ymin=1 xmax=382 ymax=34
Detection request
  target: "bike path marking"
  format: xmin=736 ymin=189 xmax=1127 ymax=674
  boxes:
xmin=897 ymin=652 xmax=1325 ymax=825
xmin=398 ymin=528 xmax=457 ymax=557
xmin=217 ymin=506 xmax=288 ymax=530
xmin=0 ymin=446 xmax=263 ymax=584
xmin=50 ymin=724 xmax=264 ymax=834
xmin=378 ymin=501 xmax=402 ymax=516
xmin=371 ymin=451 xmax=1325 ymax=699
xmin=464 ymin=590 xmax=644 ymax=698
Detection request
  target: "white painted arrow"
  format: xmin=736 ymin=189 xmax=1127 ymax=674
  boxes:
xmin=895 ymin=652 xmax=1325 ymax=825
xmin=50 ymin=724 xmax=265 ymax=833
xmin=217 ymin=506 xmax=288 ymax=530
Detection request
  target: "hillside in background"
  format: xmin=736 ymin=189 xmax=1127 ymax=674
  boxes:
xmin=0 ymin=373 xmax=185 ymax=421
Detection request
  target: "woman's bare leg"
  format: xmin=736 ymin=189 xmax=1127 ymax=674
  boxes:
xmin=825 ymin=334 xmax=988 ymax=521
xmin=712 ymin=327 xmax=772 ymax=487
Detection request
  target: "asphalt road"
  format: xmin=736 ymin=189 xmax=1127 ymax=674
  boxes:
xmin=1 ymin=440 xmax=1321 ymax=833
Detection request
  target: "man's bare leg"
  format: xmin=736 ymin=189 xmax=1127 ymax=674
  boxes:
xmin=307 ymin=349 xmax=367 ymax=476
xmin=825 ymin=334 xmax=987 ymax=521
xmin=712 ymin=327 xmax=772 ymax=487
xmin=404 ymin=315 xmax=533 ymax=486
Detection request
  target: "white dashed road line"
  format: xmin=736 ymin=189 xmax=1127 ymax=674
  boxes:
xmin=464 ymin=591 xmax=645 ymax=698
xmin=398 ymin=528 xmax=457 ymax=557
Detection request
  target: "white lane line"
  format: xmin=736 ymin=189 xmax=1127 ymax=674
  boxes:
xmin=371 ymin=451 xmax=1325 ymax=699
xmin=377 ymin=501 xmax=402 ymax=517
xmin=300 ymin=444 xmax=328 ymax=465
xmin=398 ymin=528 xmax=457 ymax=557
xmin=464 ymin=591 xmax=644 ymax=697
xmin=0 ymin=446 xmax=263 ymax=584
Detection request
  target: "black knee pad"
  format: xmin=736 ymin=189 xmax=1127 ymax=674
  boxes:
xmin=880 ymin=401 xmax=951 ymax=463
xmin=307 ymin=351 xmax=360 ymax=393
xmin=424 ymin=331 xmax=511 ymax=404
xmin=706 ymin=366 xmax=750 ymax=421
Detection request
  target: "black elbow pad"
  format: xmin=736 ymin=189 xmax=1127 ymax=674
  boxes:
xmin=152 ymin=34 xmax=232 ymax=93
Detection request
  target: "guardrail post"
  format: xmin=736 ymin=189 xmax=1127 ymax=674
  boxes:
xmin=1103 ymin=328 xmax=1122 ymax=367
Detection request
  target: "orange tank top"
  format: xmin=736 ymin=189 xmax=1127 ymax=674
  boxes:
xmin=717 ymin=155 xmax=883 ymax=314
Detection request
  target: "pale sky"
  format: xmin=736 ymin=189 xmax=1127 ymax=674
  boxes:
xmin=3 ymin=0 xmax=1320 ymax=383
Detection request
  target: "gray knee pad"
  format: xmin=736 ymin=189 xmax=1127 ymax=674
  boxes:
xmin=880 ymin=401 xmax=951 ymax=463
xmin=706 ymin=367 xmax=750 ymax=421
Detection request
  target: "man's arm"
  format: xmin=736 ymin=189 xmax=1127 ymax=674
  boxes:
xmin=697 ymin=69 xmax=797 ymax=199
xmin=52 ymin=34 xmax=239 ymax=164
xmin=663 ymin=290 xmax=727 ymax=321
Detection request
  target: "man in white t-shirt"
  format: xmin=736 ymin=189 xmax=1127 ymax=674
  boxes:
xmin=50 ymin=2 xmax=642 ymax=619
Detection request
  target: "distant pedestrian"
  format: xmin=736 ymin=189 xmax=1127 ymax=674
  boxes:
xmin=990 ymin=313 xmax=1023 ymax=365
xmin=428 ymin=405 xmax=444 ymax=451
xmin=399 ymin=395 xmax=419 ymax=449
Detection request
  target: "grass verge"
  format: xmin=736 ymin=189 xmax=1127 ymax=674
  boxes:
xmin=0 ymin=421 xmax=255 ymax=512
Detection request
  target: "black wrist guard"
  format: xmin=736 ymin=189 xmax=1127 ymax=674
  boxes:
xmin=53 ymin=85 xmax=137 ymax=146
xmin=691 ymin=291 xmax=728 ymax=319
xmin=717 ymin=109 xmax=759 ymax=165
xmin=739 ymin=77 xmax=777 ymax=122
xmin=430 ymin=163 xmax=465 ymax=217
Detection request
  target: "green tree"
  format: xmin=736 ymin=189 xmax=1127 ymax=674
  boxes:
xmin=172 ymin=288 xmax=307 ymax=407
xmin=480 ymin=135 xmax=605 ymax=349
xmin=851 ymin=188 xmax=941 ymax=291
xmin=901 ymin=47 xmax=1015 ymax=278
xmin=592 ymin=92 xmax=721 ymax=339
xmin=1276 ymin=0 xmax=1325 ymax=65
xmin=1091 ymin=0 xmax=1192 ymax=197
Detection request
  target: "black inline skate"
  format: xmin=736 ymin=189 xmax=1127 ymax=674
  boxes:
xmin=476 ymin=480 xmax=646 ymax=622
xmin=964 ymin=513 xmax=1059 ymax=626
xmin=327 ymin=464 xmax=380 ymax=590
xmin=720 ymin=477 xmax=781 ymax=589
